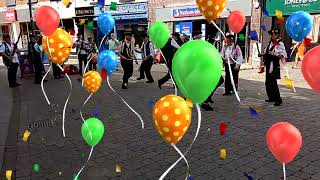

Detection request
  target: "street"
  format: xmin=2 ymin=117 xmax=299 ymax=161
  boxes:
xmin=1 ymin=63 xmax=320 ymax=180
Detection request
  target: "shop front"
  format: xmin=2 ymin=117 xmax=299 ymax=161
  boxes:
xmin=94 ymin=2 xmax=148 ymax=47
xmin=74 ymin=6 xmax=95 ymax=41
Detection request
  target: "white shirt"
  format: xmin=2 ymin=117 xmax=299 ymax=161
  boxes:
xmin=0 ymin=42 xmax=19 ymax=63
xmin=267 ymin=41 xmax=287 ymax=58
xmin=142 ymin=40 xmax=155 ymax=58
xmin=108 ymin=39 xmax=118 ymax=51
xmin=221 ymin=44 xmax=244 ymax=65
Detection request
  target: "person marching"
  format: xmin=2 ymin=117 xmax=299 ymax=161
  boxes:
xmin=87 ymin=37 xmax=98 ymax=71
xmin=117 ymin=32 xmax=136 ymax=89
xmin=73 ymin=34 xmax=89 ymax=76
xmin=221 ymin=34 xmax=243 ymax=96
xmin=260 ymin=29 xmax=287 ymax=106
xmin=0 ymin=34 xmax=21 ymax=88
xmin=137 ymin=33 xmax=155 ymax=83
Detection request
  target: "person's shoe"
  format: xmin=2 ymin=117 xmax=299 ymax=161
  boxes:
xmin=146 ymin=80 xmax=154 ymax=83
xmin=201 ymin=103 xmax=213 ymax=111
xmin=158 ymin=80 xmax=162 ymax=89
xmin=274 ymin=101 xmax=282 ymax=106
xmin=223 ymin=92 xmax=232 ymax=96
xmin=265 ymin=99 xmax=275 ymax=102
xmin=137 ymin=77 xmax=144 ymax=80
xmin=122 ymin=83 xmax=128 ymax=89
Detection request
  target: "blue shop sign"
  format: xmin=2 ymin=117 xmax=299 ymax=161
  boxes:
xmin=173 ymin=7 xmax=201 ymax=18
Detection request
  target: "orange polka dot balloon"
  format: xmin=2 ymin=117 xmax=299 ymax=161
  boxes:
xmin=83 ymin=71 xmax=102 ymax=94
xmin=152 ymin=95 xmax=192 ymax=144
xmin=196 ymin=0 xmax=227 ymax=21
xmin=42 ymin=28 xmax=72 ymax=65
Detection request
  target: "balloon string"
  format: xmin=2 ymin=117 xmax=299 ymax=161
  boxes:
xmin=283 ymin=163 xmax=286 ymax=180
xmin=41 ymin=62 xmax=52 ymax=105
xmin=82 ymin=58 xmax=92 ymax=87
xmin=159 ymin=104 xmax=202 ymax=180
xmin=159 ymin=50 xmax=177 ymax=95
xmin=80 ymin=93 xmax=93 ymax=140
xmin=99 ymin=35 xmax=107 ymax=50
xmin=289 ymin=42 xmax=300 ymax=60
xmin=46 ymin=37 xmax=53 ymax=59
xmin=58 ymin=64 xmax=73 ymax=137
xmin=75 ymin=146 xmax=94 ymax=180
xmin=211 ymin=20 xmax=240 ymax=102
xmin=159 ymin=144 xmax=190 ymax=180
xmin=106 ymin=76 xmax=144 ymax=129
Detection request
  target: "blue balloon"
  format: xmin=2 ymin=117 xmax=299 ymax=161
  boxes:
xmin=285 ymin=11 xmax=313 ymax=42
xmin=97 ymin=50 xmax=119 ymax=76
xmin=97 ymin=13 xmax=115 ymax=36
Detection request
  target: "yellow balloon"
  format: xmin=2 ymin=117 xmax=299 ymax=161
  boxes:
xmin=83 ymin=71 xmax=102 ymax=94
xmin=42 ymin=28 xmax=72 ymax=65
xmin=196 ymin=0 xmax=227 ymax=21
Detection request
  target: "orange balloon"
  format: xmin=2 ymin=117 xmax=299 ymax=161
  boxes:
xmin=196 ymin=0 xmax=227 ymax=21
xmin=83 ymin=71 xmax=102 ymax=94
xmin=152 ymin=95 xmax=192 ymax=144
xmin=42 ymin=28 xmax=72 ymax=65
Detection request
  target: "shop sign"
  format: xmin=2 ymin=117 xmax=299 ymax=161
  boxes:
xmin=179 ymin=22 xmax=192 ymax=35
xmin=75 ymin=7 xmax=94 ymax=16
xmin=266 ymin=0 xmax=320 ymax=15
xmin=113 ymin=13 xmax=147 ymax=20
xmin=4 ymin=9 xmax=16 ymax=22
xmin=173 ymin=7 xmax=201 ymax=18
xmin=101 ymin=2 xmax=147 ymax=15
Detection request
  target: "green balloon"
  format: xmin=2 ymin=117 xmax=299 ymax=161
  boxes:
xmin=87 ymin=21 xmax=94 ymax=30
xmin=149 ymin=21 xmax=170 ymax=49
xmin=81 ymin=117 xmax=104 ymax=146
xmin=172 ymin=40 xmax=223 ymax=104
xmin=238 ymin=34 xmax=245 ymax=41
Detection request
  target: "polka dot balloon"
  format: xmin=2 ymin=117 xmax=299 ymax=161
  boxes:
xmin=42 ymin=28 xmax=73 ymax=65
xmin=152 ymin=95 xmax=192 ymax=144
xmin=196 ymin=0 xmax=227 ymax=21
xmin=83 ymin=71 xmax=102 ymax=94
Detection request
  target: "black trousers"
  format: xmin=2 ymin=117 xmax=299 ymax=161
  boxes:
xmin=53 ymin=63 xmax=62 ymax=77
xmin=89 ymin=61 xmax=97 ymax=71
xmin=78 ymin=54 xmax=88 ymax=75
xmin=7 ymin=63 xmax=18 ymax=87
xmin=121 ymin=60 xmax=133 ymax=84
xmin=265 ymin=72 xmax=282 ymax=102
xmin=34 ymin=62 xmax=43 ymax=83
xmin=139 ymin=58 xmax=154 ymax=81
xmin=159 ymin=63 xmax=172 ymax=86
xmin=225 ymin=64 xmax=239 ymax=93
xmin=204 ymin=76 xmax=225 ymax=103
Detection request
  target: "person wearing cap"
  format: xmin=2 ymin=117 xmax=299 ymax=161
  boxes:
xmin=117 ymin=32 xmax=136 ymax=89
xmin=259 ymin=29 xmax=287 ymax=106
xmin=137 ymin=33 xmax=155 ymax=83
xmin=221 ymin=34 xmax=244 ymax=96
xmin=0 ymin=34 xmax=21 ymax=88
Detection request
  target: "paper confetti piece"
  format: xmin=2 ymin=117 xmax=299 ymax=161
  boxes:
xmin=249 ymin=107 xmax=258 ymax=117
xmin=6 ymin=170 xmax=12 ymax=180
xmin=275 ymin=9 xmax=283 ymax=19
xmin=250 ymin=31 xmax=258 ymax=41
xmin=116 ymin=164 xmax=121 ymax=173
xmin=22 ymin=130 xmax=31 ymax=142
xmin=220 ymin=149 xmax=227 ymax=160
xmin=63 ymin=0 xmax=72 ymax=8
xmin=244 ymin=172 xmax=254 ymax=180
xmin=186 ymin=99 xmax=193 ymax=108
xmin=284 ymin=77 xmax=295 ymax=93
xmin=79 ymin=19 xmax=86 ymax=26
xmin=238 ymin=34 xmax=245 ymax=41
xmin=110 ymin=2 xmax=117 ymax=10
xmin=252 ymin=104 xmax=262 ymax=113
xmin=261 ymin=25 xmax=267 ymax=32
xmin=59 ymin=172 xmax=62 ymax=175
xmin=219 ymin=122 xmax=228 ymax=136
xmin=207 ymin=128 xmax=211 ymax=132
xmin=188 ymin=175 xmax=194 ymax=180
xmin=263 ymin=10 xmax=269 ymax=16
xmin=34 ymin=163 xmax=39 ymax=173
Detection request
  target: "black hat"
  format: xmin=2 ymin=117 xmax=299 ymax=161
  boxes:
xmin=226 ymin=34 xmax=235 ymax=40
xmin=2 ymin=33 xmax=10 ymax=38
xmin=268 ymin=29 xmax=280 ymax=35
xmin=124 ymin=32 xmax=132 ymax=36
xmin=142 ymin=33 xmax=149 ymax=38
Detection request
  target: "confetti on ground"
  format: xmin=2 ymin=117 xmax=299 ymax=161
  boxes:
xmin=34 ymin=163 xmax=39 ymax=173
xmin=257 ymin=92 xmax=261 ymax=96
xmin=284 ymin=77 xmax=295 ymax=93
xmin=219 ymin=122 xmax=227 ymax=136
xmin=207 ymin=128 xmax=211 ymax=132
xmin=59 ymin=172 xmax=62 ymax=175
xmin=6 ymin=170 xmax=12 ymax=180
xmin=252 ymin=104 xmax=262 ymax=113
xmin=110 ymin=2 xmax=117 ymax=10
xmin=116 ymin=164 xmax=121 ymax=173
xmin=244 ymin=172 xmax=254 ymax=180
xmin=22 ymin=130 xmax=31 ymax=142
xmin=249 ymin=107 xmax=258 ymax=117
xmin=220 ymin=149 xmax=227 ymax=160
xmin=188 ymin=175 xmax=194 ymax=180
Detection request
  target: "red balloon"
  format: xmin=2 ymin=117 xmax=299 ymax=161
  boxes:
xmin=301 ymin=46 xmax=320 ymax=95
xmin=227 ymin=11 xmax=246 ymax=33
xmin=35 ymin=6 xmax=60 ymax=36
xmin=266 ymin=122 xmax=302 ymax=164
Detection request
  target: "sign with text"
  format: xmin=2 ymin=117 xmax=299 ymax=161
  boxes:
xmin=267 ymin=0 xmax=320 ymax=15
xmin=173 ymin=7 xmax=201 ymax=18
xmin=102 ymin=2 xmax=147 ymax=15
xmin=4 ymin=9 xmax=16 ymax=22
xmin=75 ymin=7 xmax=94 ymax=16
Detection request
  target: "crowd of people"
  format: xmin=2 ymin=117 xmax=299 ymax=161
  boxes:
xmin=0 ymin=27 xmax=289 ymax=111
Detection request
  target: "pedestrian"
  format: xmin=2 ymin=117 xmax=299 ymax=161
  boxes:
xmin=137 ymin=33 xmax=155 ymax=83
xmin=201 ymin=76 xmax=224 ymax=111
xmin=292 ymin=39 xmax=307 ymax=69
xmin=87 ymin=37 xmax=98 ymax=71
xmin=259 ymin=29 xmax=287 ymax=106
xmin=117 ymin=32 xmax=136 ymax=89
xmin=157 ymin=35 xmax=180 ymax=89
xmin=131 ymin=34 xmax=139 ymax=65
xmin=32 ymin=35 xmax=45 ymax=84
xmin=221 ymin=34 xmax=244 ymax=96
xmin=172 ymin=32 xmax=184 ymax=46
xmin=73 ymin=34 xmax=89 ymax=76
xmin=0 ymin=34 xmax=21 ymax=88
xmin=107 ymin=33 xmax=119 ymax=52
xmin=52 ymin=63 xmax=63 ymax=79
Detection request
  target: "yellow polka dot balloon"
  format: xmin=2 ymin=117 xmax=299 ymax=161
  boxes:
xmin=83 ymin=71 xmax=102 ymax=94
xmin=196 ymin=0 xmax=227 ymax=21
xmin=152 ymin=95 xmax=192 ymax=144
xmin=42 ymin=28 xmax=73 ymax=65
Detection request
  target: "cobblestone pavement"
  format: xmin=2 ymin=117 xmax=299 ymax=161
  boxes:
xmin=1 ymin=63 xmax=320 ymax=180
